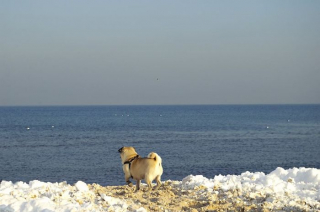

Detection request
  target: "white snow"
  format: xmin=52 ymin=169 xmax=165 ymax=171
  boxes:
xmin=0 ymin=180 xmax=145 ymax=212
xmin=0 ymin=167 xmax=319 ymax=211
xmin=75 ymin=181 xmax=89 ymax=192
xmin=182 ymin=167 xmax=320 ymax=210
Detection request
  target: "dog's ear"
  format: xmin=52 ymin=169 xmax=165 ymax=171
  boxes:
xmin=118 ymin=147 xmax=124 ymax=153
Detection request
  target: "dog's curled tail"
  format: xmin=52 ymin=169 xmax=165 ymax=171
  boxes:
xmin=148 ymin=152 xmax=162 ymax=165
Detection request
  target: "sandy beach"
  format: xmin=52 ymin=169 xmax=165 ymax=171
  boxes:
xmin=90 ymin=180 xmax=319 ymax=212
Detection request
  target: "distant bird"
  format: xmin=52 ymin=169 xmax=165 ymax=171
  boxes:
xmin=27 ymin=127 xmax=30 ymax=130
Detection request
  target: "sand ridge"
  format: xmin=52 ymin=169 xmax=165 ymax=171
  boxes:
xmin=89 ymin=180 xmax=317 ymax=212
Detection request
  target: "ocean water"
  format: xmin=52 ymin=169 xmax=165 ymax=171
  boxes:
xmin=0 ymin=105 xmax=319 ymax=186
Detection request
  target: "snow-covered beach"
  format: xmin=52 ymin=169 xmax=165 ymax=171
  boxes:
xmin=1 ymin=167 xmax=319 ymax=212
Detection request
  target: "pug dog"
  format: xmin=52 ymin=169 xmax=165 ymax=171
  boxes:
xmin=118 ymin=146 xmax=163 ymax=192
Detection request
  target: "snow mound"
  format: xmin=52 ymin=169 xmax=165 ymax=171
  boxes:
xmin=0 ymin=180 xmax=145 ymax=212
xmin=182 ymin=167 xmax=320 ymax=210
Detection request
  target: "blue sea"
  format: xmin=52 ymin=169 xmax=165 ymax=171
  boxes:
xmin=0 ymin=105 xmax=319 ymax=186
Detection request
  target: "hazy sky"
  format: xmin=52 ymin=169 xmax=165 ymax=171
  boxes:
xmin=1 ymin=1 xmax=320 ymax=106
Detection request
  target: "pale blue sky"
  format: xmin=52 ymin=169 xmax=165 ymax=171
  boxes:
xmin=1 ymin=1 xmax=320 ymax=106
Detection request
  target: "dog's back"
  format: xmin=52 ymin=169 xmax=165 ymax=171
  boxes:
xmin=131 ymin=152 xmax=163 ymax=178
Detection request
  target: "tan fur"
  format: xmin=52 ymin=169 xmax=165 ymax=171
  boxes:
xmin=118 ymin=146 xmax=163 ymax=192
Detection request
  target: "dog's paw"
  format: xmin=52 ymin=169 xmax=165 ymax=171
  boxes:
xmin=128 ymin=182 xmax=133 ymax=187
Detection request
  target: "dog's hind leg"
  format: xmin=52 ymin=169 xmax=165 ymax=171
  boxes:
xmin=154 ymin=175 xmax=162 ymax=190
xmin=135 ymin=180 xmax=141 ymax=192
xmin=145 ymin=178 xmax=152 ymax=192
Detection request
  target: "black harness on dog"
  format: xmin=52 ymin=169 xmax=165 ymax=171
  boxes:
xmin=123 ymin=155 xmax=140 ymax=170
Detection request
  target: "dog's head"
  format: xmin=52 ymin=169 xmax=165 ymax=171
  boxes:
xmin=118 ymin=146 xmax=138 ymax=162
xmin=118 ymin=146 xmax=136 ymax=153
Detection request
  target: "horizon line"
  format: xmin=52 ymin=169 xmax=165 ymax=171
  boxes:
xmin=1 ymin=103 xmax=320 ymax=107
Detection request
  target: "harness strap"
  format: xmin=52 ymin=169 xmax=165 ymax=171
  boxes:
xmin=123 ymin=155 xmax=139 ymax=170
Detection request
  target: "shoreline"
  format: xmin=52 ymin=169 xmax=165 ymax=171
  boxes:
xmin=1 ymin=167 xmax=320 ymax=211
